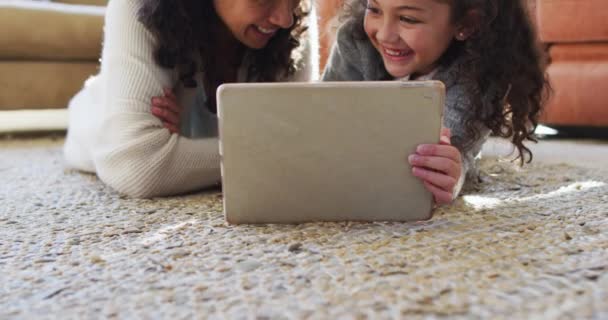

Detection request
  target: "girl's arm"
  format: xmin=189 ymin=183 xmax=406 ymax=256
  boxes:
xmin=442 ymin=83 xmax=491 ymax=198
xmin=89 ymin=0 xmax=221 ymax=198
xmin=409 ymin=83 xmax=489 ymax=203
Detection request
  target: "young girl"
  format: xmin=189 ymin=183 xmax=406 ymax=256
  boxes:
xmin=63 ymin=0 xmax=316 ymax=198
xmin=322 ymin=0 xmax=548 ymax=204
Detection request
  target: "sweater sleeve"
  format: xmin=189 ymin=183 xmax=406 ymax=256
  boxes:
xmin=321 ymin=22 xmax=365 ymax=81
xmin=91 ymin=0 xmax=221 ymax=198
xmin=442 ymin=83 xmax=490 ymax=198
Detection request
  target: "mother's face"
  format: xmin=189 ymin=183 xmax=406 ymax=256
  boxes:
xmin=213 ymin=0 xmax=301 ymax=49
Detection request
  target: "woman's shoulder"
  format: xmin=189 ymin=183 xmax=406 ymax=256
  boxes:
xmin=103 ymin=0 xmax=153 ymax=36
xmin=106 ymin=0 xmax=140 ymax=15
xmin=102 ymin=0 xmax=148 ymax=37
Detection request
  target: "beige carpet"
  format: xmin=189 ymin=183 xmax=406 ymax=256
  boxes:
xmin=1 ymin=137 xmax=607 ymax=319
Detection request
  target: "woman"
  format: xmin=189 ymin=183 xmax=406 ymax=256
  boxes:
xmin=64 ymin=0 xmax=316 ymax=198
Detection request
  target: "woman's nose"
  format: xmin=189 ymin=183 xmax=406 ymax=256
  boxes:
xmin=268 ymin=1 xmax=295 ymax=28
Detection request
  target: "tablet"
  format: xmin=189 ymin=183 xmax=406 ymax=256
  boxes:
xmin=217 ymin=81 xmax=444 ymax=224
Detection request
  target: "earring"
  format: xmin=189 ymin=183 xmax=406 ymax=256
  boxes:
xmin=456 ymin=32 xmax=466 ymax=40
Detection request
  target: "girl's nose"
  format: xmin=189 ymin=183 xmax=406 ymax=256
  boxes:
xmin=376 ymin=20 xmax=399 ymax=43
xmin=268 ymin=1 xmax=295 ymax=28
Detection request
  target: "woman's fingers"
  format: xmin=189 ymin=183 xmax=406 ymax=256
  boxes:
xmin=151 ymin=104 xmax=180 ymax=127
xmin=154 ymin=95 xmax=181 ymax=114
xmin=162 ymin=121 xmax=179 ymax=134
xmin=151 ymin=96 xmax=181 ymax=133
xmin=163 ymin=87 xmax=177 ymax=101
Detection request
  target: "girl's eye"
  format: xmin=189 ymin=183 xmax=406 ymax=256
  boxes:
xmin=399 ymin=16 xmax=421 ymax=24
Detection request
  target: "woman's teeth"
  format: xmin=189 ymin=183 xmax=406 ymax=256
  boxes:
xmin=256 ymin=26 xmax=277 ymax=35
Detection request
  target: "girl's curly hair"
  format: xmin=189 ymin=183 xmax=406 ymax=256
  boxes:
xmin=138 ymin=0 xmax=308 ymax=112
xmin=339 ymin=0 xmax=550 ymax=164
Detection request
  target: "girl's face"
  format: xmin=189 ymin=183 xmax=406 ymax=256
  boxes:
xmin=364 ymin=0 xmax=459 ymax=78
xmin=213 ymin=0 xmax=300 ymax=49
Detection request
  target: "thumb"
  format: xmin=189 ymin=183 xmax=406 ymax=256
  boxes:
xmin=440 ymin=127 xmax=451 ymax=145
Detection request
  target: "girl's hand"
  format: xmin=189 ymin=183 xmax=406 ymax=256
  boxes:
xmin=408 ymin=127 xmax=462 ymax=205
xmin=151 ymin=88 xmax=181 ymax=134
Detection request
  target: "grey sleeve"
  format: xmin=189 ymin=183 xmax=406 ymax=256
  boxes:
xmin=443 ymin=84 xmax=490 ymax=198
xmin=321 ymin=24 xmax=364 ymax=81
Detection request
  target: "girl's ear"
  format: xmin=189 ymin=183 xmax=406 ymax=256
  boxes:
xmin=455 ymin=9 xmax=481 ymax=41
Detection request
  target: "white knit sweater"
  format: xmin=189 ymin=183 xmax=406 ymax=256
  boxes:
xmin=64 ymin=0 xmax=317 ymax=198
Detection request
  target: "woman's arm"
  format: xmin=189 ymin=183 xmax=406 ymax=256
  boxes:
xmin=91 ymin=0 xmax=221 ymax=198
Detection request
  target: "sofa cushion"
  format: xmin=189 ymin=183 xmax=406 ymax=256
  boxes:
xmin=542 ymin=58 xmax=608 ymax=126
xmin=0 ymin=61 xmax=98 ymax=110
xmin=537 ymin=0 xmax=608 ymax=43
xmin=0 ymin=1 xmax=105 ymax=60
xmin=550 ymin=43 xmax=608 ymax=61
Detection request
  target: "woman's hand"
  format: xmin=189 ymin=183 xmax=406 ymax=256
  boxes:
xmin=151 ymin=88 xmax=181 ymax=134
xmin=408 ymin=127 xmax=462 ymax=205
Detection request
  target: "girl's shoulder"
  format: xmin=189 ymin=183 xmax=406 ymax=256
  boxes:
xmin=435 ymin=60 xmax=502 ymax=126
xmin=334 ymin=18 xmax=371 ymax=56
xmin=331 ymin=18 xmax=388 ymax=80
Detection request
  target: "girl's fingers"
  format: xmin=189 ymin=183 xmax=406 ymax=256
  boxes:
xmin=415 ymin=144 xmax=461 ymax=162
xmin=440 ymin=127 xmax=451 ymax=141
xmin=408 ymin=154 xmax=460 ymax=179
xmin=410 ymin=127 xmax=458 ymax=205
xmin=422 ymin=181 xmax=453 ymax=204
xmin=412 ymin=166 xmax=457 ymax=190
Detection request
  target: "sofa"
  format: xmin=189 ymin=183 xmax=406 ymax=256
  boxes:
xmin=0 ymin=0 xmax=105 ymax=111
xmin=536 ymin=0 xmax=608 ymax=128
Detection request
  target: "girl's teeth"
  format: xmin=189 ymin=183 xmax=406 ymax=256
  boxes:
xmin=386 ymin=49 xmax=407 ymax=56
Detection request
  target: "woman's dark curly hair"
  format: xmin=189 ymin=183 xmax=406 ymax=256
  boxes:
xmin=339 ymin=0 xmax=550 ymax=164
xmin=138 ymin=0 xmax=308 ymax=112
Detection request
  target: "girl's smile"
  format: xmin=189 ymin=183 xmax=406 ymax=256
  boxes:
xmin=380 ymin=45 xmax=414 ymax=63
xmin=364 ymin=0 xmax=459 ymax=78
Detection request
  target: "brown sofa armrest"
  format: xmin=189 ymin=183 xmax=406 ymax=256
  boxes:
xmin=538 ymin=0 xmax=608 ymax=43
xmin=0 ymin=1 xmax=105 ymax=60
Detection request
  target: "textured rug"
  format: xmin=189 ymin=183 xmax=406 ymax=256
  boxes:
xmin=1 ymin=137 xmax=607 ymax=319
